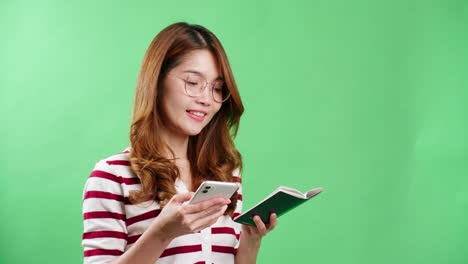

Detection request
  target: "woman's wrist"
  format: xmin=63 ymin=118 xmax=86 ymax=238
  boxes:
xmin=241 ymin=236 xmax=262 ymax=251
xmin=235 ymin=236 xmax=262 ymax=264
xmin=147 ymin=218 xmax=178 ymax=244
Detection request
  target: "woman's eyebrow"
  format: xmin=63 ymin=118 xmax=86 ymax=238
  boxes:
xmin=183 ymin=70 xmax=224 ymax=81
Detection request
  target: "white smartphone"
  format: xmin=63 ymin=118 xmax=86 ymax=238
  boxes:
xmin=188 ymin=181 xmax=240 ymax=204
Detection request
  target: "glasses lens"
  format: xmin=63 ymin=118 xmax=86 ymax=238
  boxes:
xmin=212 ymin=81 xmax=230 ymax=102
xmin=185 ymin=75 xmax=204 ymax=96
xmin=185 ymin=75 xmax=230 ymax=102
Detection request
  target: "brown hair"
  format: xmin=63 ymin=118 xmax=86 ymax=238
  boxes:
xmin=129 ymin=22 xmax=244 ymax=214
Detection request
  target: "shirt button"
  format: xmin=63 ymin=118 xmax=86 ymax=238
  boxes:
xmin=202 ymin=235 xmax=210 ymax=244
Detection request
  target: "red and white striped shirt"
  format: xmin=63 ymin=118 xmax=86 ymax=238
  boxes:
xmin=82 ymin=148 xmax=243 ymax=264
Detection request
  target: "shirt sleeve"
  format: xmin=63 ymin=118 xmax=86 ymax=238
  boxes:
xmin=82 ymin=160 xmax=128 ymax=264
xmin=232 ymin=168 xmax=243 ymax=249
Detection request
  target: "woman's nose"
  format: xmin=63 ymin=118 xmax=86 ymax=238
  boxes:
xmin=196 ymin=84 xmax=213 ymax=105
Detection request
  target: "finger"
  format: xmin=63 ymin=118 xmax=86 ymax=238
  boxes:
xmin=183 ymin=197 xmax=230 ymax=214
xmin=189 ymin=200 xmax=230 ymax=223
xmin=253 ymin=215 xmax=268 ymax=236
xmin=268 ymin=213 xmax=277 ymax=231
xmin=171 ymin=192 xmax=193 ymax=204
xmin=241 ymin=224 xmax=254 ymax=235
xmin=192 ymin=205 xmax=228 ymax=232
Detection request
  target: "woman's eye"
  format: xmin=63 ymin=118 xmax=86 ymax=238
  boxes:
xmin=214 ymin=88 xmax=223 ymax=94
xmin=187 ymin=81 xmax=199 ymax=86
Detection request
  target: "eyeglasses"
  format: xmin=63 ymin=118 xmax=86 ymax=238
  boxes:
xmin=172 ymin=74 xmax=231 ymax=103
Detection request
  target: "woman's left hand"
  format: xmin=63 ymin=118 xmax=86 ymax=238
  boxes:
xmin=235 ymin=213 xmax=277 ymax=263
xmin=241 ymin=213 xmax=277 ymax=245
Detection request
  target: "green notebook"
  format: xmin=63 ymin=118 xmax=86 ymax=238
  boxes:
xmin=233 ymin=186 xmax=323 ymax=226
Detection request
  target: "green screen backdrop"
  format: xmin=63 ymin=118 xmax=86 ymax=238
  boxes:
xmin=1 ymin=0 xmax=467 ymax=263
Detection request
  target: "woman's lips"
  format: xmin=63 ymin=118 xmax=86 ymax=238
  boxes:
xmin=186 ymin=110 xmax=207 ymax=122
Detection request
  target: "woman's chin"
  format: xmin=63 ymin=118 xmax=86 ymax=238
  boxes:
xmin=182 ymin=127 xmax=204 ymax=137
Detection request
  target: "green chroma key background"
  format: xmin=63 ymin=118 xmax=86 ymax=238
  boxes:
xmin=1 ymin=0 xmax=467 ymax=263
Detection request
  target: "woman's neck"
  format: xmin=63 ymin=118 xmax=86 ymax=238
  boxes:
xmin=159 ymin=132 xmax=192 ymax=189
xmin=159 ymin=131 xmax=189 ymax=160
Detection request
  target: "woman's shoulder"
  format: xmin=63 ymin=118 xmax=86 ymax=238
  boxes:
xmin=232 ymin=167 xmax=241 ymax=184
xmin=96 ymin=147 xmax=132 ymax=166
xmin=87 ymin=147 xmax=138 ymax=184
xmin=232 ymin=167 xmax=240 ymax=176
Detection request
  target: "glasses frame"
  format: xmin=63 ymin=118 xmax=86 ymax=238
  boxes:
xmin=171 ymin=74 xmax=231 ymax=103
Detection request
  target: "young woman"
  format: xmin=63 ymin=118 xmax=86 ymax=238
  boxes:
xmin=82 ymin=22 xmax=277 ymax=264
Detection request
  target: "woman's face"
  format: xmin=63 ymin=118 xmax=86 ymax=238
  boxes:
xmin=159 ymin=49 xmax=223 ymax=138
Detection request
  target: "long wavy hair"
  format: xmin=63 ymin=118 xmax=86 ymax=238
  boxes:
xmin=129 ymin=22 xmax=244 ymax=214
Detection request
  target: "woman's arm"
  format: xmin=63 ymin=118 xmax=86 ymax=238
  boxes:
xmin=82 ymin=163 xmax=230 ymax=264
xmin=110 ymin=222 xmax=172 ymax=264
xmin=111 ymin=193 xmax=230 ymax=264
xmin=235 ymin=214 xmax=277 ymax=264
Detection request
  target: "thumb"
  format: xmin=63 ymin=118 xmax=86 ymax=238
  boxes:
xmin=171 ymin=192 xmax=194 ymax=204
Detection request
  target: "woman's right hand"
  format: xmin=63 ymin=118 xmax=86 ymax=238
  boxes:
xmin=110 ymin=193 xmax=229 ymax=264
xmin=147 ymin=192 xmax=231 ymax=241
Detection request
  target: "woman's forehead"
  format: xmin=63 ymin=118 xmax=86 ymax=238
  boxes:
xmin=175 ymin=50 xmax=222 ymax=80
